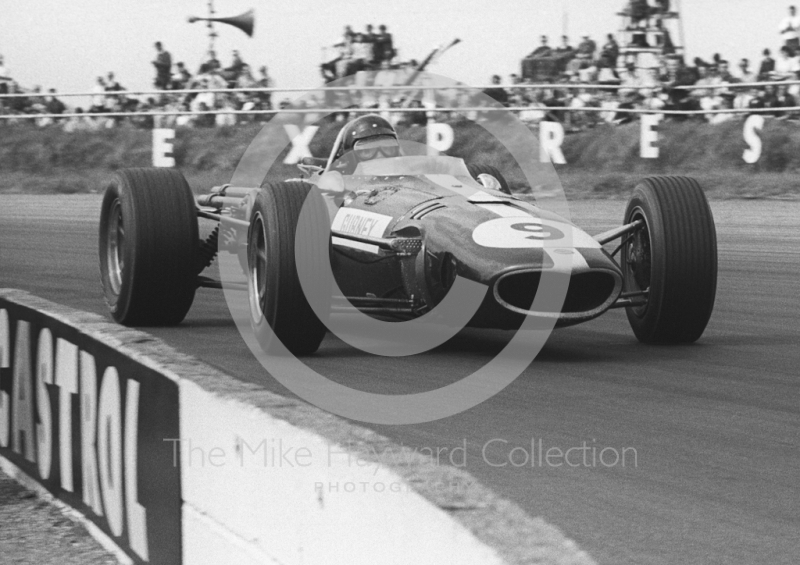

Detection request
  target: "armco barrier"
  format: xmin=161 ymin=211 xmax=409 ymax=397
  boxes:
xmin=0 ymin=289 xmax=595 ymax=565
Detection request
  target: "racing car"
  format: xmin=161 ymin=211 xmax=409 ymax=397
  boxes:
xmin=99 ymin=115 xmax=717 ymax=355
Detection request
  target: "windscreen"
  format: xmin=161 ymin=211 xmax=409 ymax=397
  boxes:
xmin=351 ymin=155 xmax=471 ymax=177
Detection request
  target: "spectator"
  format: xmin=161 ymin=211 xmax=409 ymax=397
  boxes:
xmin=105 ymin=72 xmax=126 ymax=107
xmin=5 ymin=81 xmax=28 ymax=113
xmin=106 ymin=72 xmax=123 ymax=92
xmin=660 ymin=56 xmax=699 ymax=118
xmin=256 ymin=65 xmax=273 ymax=109
xmin=374 ymin=25 xmax=395 ymax=66
xmin=758 ymin=48 xmax=776 ymax=80
xmin=655 ymin=0 xmax=671 ymax=14
xmin=738 ymin=58 xmax=757 ymax=83
xmin=626 ymin=0 xmax=652 ymax=28
xmin=194 ymin=102 xmax=216 ymax=128
xmin=90 ymin=76 xmax=107 ymax=112
xmin=342 ymin=25 xmax=355 ymax=47
xmin=44 ymin=88 xmax=66 ymax=116
xmin=405 ymin=99 xmax=428 ymax=127
xmin=63 ymin=108 xmax=99 ymax=133
xmin=578 ymin=60 xmax=599 ymax=83
xmin=350 ymin=33 xmax=373 ymax=72
xmin=774 ymin=83 xmax=797 ymax=118
xmin=779 ymin=5 xmax=800 ymax=54
xmin=771 ymin=45 xmax=800 ymax=80
xmin=198 ymin=51 xmax=221 ymax=75
xmin=600 ymin=34 xmax=620 ymax=67
xmin=364 ymin=24 xmax=377 ymax=64
xmin=555 ymin=35 xmax=574 ymax=57
xmin=577 ymin=35 xmax=597 ymax=61
xmin=529 ymin=36 xmax=553 ymax=58
xmin=222 ymin=50 xmax=246 ymax=85
xmin=216 ymin=95 xmax=238 ymax=127
xmin=482 ymin=74 xmax=509 ymax=106
xmin=152 ymin=42 xmax=172 ymax=89
xmin=235 ymin=64 xmax=258 ymax=111
xmin=0 ymin=54 xmax=9 ymax=96
xmin=173 ymin=62 xmax=193 ymax=89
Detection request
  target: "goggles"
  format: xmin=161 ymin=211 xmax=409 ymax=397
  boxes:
xmin=353 ymin=136 xmax=401 ymax=160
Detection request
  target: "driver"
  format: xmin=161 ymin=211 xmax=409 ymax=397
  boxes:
xmin=332 ymin=114 xmax=401 ymax=174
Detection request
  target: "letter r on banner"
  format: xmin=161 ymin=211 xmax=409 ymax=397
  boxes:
xmin=743 ymin=115 xmax=765 ymax=164
xmin=539 ymin=122 xmax=566 ymax=164
xmin=640 ymin=114 xmax=662 ymax=159
xmin=152 ymin=129 xmax=175 ymax=167
xmin=427 ymin=122 xmax=454 ymax=155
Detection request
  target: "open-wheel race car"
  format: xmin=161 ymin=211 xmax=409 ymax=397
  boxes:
xmin=99 ymin=115 xmax=717 ymax=355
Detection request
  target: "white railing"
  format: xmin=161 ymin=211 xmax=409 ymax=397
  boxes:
xmin=2 ymin=81 xmax=799 ymax=120
xmin=1 ymin=79 xmax=799 ymax=99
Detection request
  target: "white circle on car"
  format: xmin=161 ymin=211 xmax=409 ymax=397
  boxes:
xmin=472 ymin=217 xmax=600 ymax=249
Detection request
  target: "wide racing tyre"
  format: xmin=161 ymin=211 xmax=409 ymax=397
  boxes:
xmin=622 ymin=176 xmax=717 ymax=344
xmin=247 ymin=181 xmax=329 ymax=355
xmin=467 ymin=163 xmax=512 ymax=195
xmin=99 ymin=168 xmax=198 ymax=325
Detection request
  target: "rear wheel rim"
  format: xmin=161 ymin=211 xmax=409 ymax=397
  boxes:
xmin=625 ymin=208 xmax=651 ymax=317
xmin=249 ymin=213 xmax=268 ymax=323
xmin=106 ymin=199 xmax=125 ymax=295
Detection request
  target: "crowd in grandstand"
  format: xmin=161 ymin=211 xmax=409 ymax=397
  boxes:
xmin=3 ymin=5 xmax=800 ymax=131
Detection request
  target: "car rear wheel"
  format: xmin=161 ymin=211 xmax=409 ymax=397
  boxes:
xmin=622 ymin=176 xmax=717 ymax=344
xmin=247 ymin=181 xmax=329 ymax=355
xmin=467 ymin=164 xmax=512 ymax=195
xmin=99 ymin=168 xmax=198 ymax=325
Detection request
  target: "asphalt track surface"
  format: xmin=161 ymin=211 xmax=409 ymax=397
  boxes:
xmin=1 ymin=194 xmax=798 ymax=565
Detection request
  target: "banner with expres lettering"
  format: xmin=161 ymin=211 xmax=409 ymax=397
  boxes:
xmin=0 ymin=297 xmax=181 ymax=564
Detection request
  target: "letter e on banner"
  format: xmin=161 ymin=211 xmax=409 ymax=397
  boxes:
xmin=539 ymin=122 xmax=566 ymax=164
xmin=152 ymin=128 xmax=176 ymax=167
xmin=641 ymin=114 xmax=662 ymax=159
xmin=427 ymin=122 xmax=454 ymax=155
xmin=743 ymin=115 xmax=765 ymax=164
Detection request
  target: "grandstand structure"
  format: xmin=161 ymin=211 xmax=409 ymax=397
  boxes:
xmin=617 ymin=0 xmax=685 ymax=69
xmin=520 ymin=1 xmax=686 ymax=81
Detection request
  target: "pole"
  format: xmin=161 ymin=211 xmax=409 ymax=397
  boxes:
xmin=675 ymin=0 xmax=686 ymax=55
xmin=207 ymin=0 xmax=218 ymax=54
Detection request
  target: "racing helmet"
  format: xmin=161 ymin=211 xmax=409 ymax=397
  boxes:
xmin=335 ymin=114 xmax=400 ymax=162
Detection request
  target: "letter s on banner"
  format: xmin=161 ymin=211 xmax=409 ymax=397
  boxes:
xmin=152 ymin=128 xmax=176 ymax=167
xmin=427 ymin=122 xmax=454 ymax=155
xmin=640 ymin=114 xmax=662 ymax=159
xmin=539 ymin=121 xmax=566 ymax=164
xmin=743 ymin=115 xmax=765 ymax=164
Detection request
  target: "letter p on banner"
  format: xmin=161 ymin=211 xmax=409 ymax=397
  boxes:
xmin=152 ymin=128 xmax=176 ymax=167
